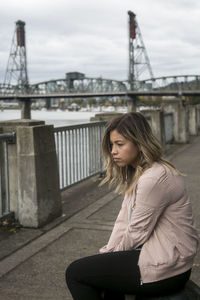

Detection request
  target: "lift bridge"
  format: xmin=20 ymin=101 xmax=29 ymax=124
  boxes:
xmin=1 ymin=12 xmax=200 ymax=96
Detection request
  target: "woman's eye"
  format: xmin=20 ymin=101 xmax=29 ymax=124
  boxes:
xmin=117 ymin=144 xmax=123 ymax=147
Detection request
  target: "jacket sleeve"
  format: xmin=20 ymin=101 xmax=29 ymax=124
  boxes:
xmin=99 ymin=194 xmax=130 ymax=253
xmin=114 ymin=175 xmax=171 ymax=252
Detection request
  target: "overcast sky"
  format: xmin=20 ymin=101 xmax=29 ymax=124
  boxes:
xmin=0 ymin=0 xmax=200 ymax=84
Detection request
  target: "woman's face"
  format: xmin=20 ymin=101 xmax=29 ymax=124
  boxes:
xmin=110 ymin=130 xmax=139 ymax=168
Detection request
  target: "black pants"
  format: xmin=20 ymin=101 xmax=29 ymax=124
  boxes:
xmin=65 ymin=250 xmax=191 ymax=300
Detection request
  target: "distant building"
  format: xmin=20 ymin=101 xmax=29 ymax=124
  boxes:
xmin=68 ymin=102 xmax=81 ymax=111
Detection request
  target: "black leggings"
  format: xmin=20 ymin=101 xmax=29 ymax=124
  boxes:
xmin=65 ymin=250 xmax=191 ymax=300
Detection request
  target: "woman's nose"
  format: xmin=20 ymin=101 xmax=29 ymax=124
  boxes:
xmin=111 ymin=145 xmax=117 ymax=155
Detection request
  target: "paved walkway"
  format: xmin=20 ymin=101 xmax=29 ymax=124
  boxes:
xmin=0 ymin=136 xmax=199 ymax=299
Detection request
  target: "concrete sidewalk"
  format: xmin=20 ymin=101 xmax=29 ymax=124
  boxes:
xmin=0 ymin=137 xmax=199 ymax=299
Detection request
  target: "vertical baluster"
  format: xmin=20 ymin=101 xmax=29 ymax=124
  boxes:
xmin=80 ymin=127 xmax=83 ymax=180
xmin=75 ymin=129 xmax=78 ymax=182
xmin=83 ymin=127 xmax=86 ymax=178
xmin=81 ymin=127 xmax=84 ymax=180
xmin=69 ymin=129 xmax=72 ymax=186
xmin=71 ymin=130 xmax=75 ymax=184
xmin=67 ymin=129 xmax=70 ymax=186
xmin=91 ymin=125 xmax=95 ymax=175
xmin=68 ymin=130 xmax=70 ymax=186
xmin=56 ymin=132 xmax=61 ymax=189
xmin=94 ymin=125 xmax=98 ymax=173
xmin=86 ymin=127 xmax=88 ymax=178
xmin=63 ymin=131 xmax=66 ymax=187
xmin=64 ymin=130 xmax=68 ymax=187
xmin=60 ymin=131 xmax=63 ymax=189
xmin=73 ymin=129 xmax=76 ymax=182
xmin=77 ymin=128 xmax=80 ymax=181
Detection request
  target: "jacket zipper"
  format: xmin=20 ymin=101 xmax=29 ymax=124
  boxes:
xmin=138 ymin=262 xmax=143 ymax=285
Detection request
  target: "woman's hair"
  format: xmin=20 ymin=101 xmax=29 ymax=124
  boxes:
xmin=101 ymin=112 xmax=178 ymax=194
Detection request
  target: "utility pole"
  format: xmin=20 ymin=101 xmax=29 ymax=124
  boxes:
xmin=4 ymin=20 xmax=31 ymax=119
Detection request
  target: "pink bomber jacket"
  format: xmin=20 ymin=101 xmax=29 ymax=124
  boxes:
xmin=99 ymin=162 xmax=199 ymax=283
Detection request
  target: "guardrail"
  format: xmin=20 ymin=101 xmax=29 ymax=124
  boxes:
xmin=0 ymin=132 xmax=16 ymax=218
xmin=54 ymin=121 xmax=106 ymax=190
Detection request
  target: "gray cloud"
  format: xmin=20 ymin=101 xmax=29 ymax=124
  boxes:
xmin=0 ymin=0 xmax=200 ymax=84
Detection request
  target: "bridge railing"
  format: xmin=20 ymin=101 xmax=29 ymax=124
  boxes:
xmin=0 ymin=132 xmax=16 ymax=218
xmin=54 ymin=121 xmax=106 ymax=190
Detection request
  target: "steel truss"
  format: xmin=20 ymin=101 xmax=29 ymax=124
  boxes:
xmin=140 ymin=75 xmax=200 ymax=91
xmin=2 ymin=75 xmax=200 ymax=96
xmin=3 ymin=20 xmax=29 ymax=94
xmin=128 ymin=11 xmax=154 ymax=90
xmin=0 ymin=76 xmax=127 ymax=95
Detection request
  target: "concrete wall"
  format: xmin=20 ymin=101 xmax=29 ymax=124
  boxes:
xmin=91 ymin=102 xmax=199 ymax=147
xmin=0 ymin=120 xmax=62 ymax=228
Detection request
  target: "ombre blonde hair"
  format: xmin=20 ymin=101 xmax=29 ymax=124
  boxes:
xmin=101 ymin=112 xmax=179 ymax=195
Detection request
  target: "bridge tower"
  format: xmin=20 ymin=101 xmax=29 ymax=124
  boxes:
xmin=128 ymin=11 xmax=154 ymax=90
xmin=4 ymin=20 xmax=29 ymax=94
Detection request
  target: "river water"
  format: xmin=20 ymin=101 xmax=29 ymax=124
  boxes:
xmin=0 ymin=109 xmax=98 ymax=127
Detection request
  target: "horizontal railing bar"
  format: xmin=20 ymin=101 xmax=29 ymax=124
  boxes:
xmin=0 ymin=132 xmax=16 ymax=142
xmin=54 ymin=121 xmax=107 ymax=132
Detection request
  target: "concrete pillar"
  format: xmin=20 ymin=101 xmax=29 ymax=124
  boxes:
xmin=141 ymin=109 xmax=165 ymax=146
xmin=0 ymin=120 xmax=62 ymax=227
xmin=188 ymin=105 xmax=198 ymax=135
xmin=127 ymin=95 xmax=137 ymax=112
xmin=179 ymin=106 xmax=189 ymax=143
xmin=197 ymin=104 xmax=200 ymax=130
xmin=161 ymin=100 xmax=189 ymax=143
xmin=19 ymin=99 xmax=31 ymax=119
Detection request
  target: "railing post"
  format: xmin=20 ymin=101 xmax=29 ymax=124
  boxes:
xmin=0 ymin=120 xmax=62 ymax=227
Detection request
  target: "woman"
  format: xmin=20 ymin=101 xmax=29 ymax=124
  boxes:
xmin=66 ymin=112 xmax=199 ymax=300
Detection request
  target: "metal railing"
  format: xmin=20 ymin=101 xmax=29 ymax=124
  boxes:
xmin=0 ymin=132 xmax=16 ymax=218
xmin=54 ymin=121 xmax=106 ymax=190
